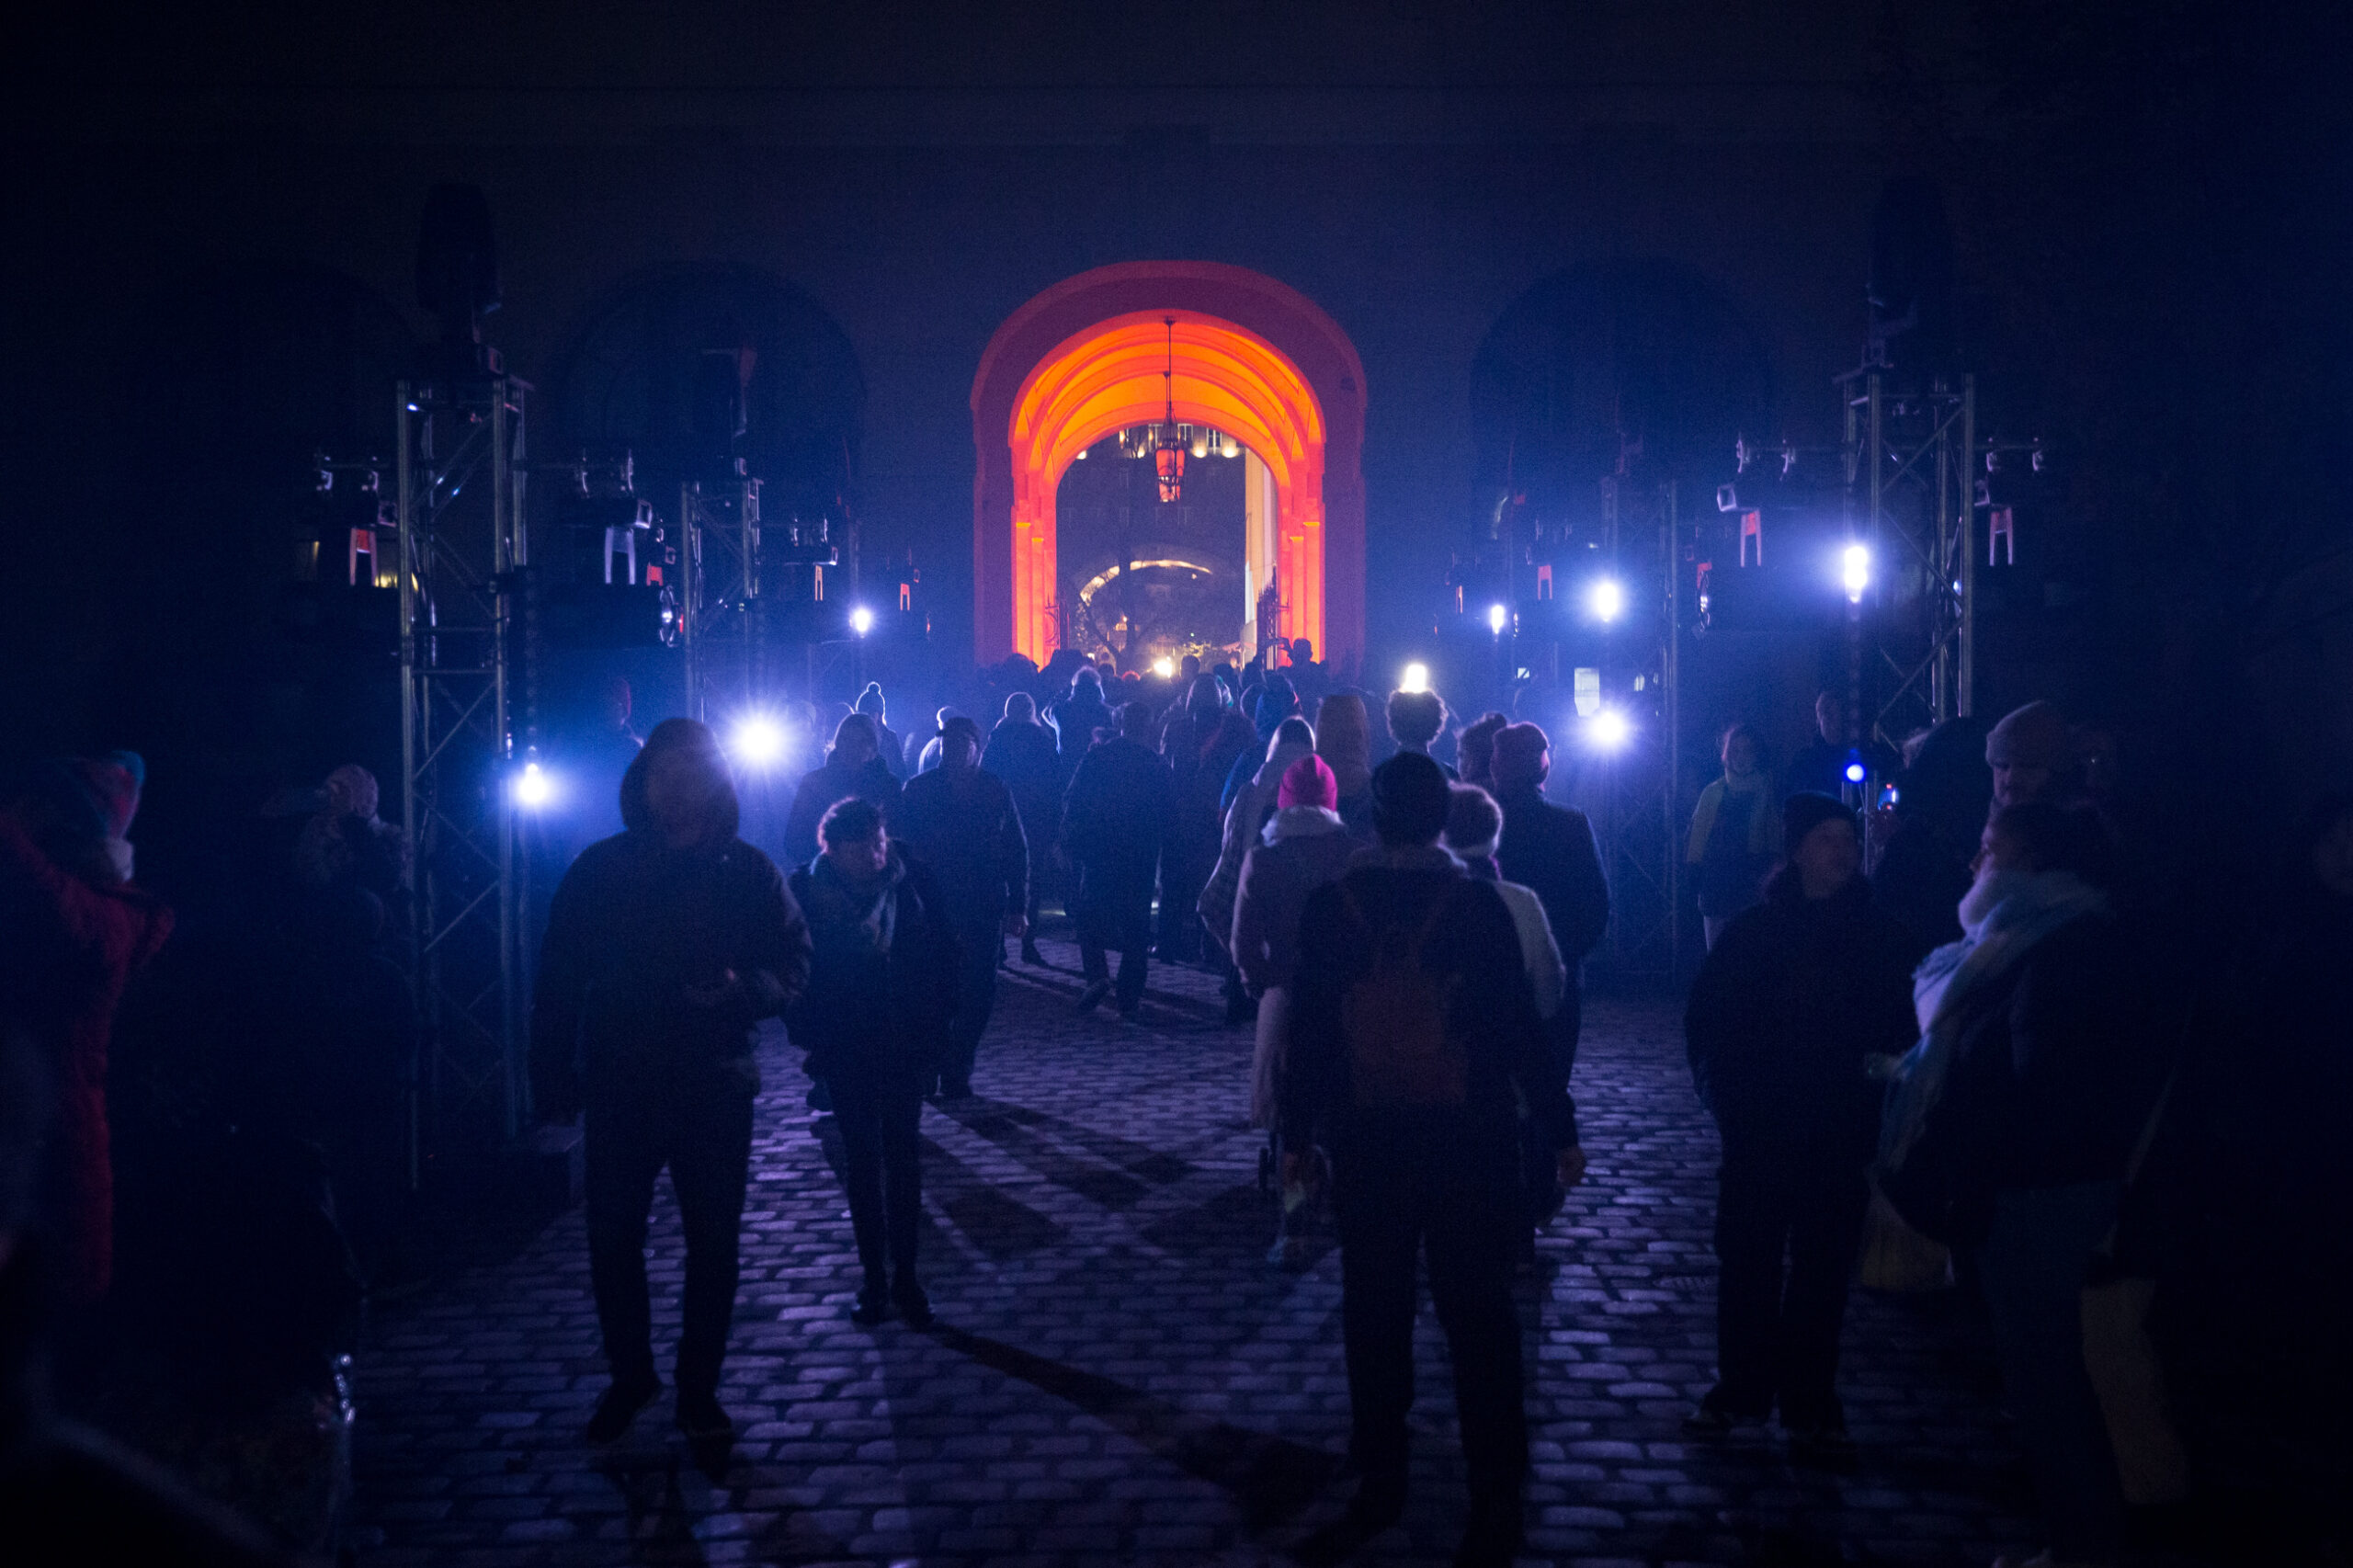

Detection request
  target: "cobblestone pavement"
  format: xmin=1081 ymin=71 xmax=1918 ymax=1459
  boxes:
xmin=352 ymin=936 xmax=2046 ymax=1567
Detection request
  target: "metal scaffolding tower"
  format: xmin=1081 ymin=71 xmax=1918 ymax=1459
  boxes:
xmin=1593 ymin=474 xmax=1684 ymax=983
xmin=1844 ymin=372 xmax=1978 ymax=744
xmin=393 ymin=370 xmax=533 ymax=1162
xmin=677 ymin=475 xmax=765 ymax=723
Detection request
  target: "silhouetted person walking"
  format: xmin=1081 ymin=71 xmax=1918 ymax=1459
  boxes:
xmin=1282 ymin=753 xmax=1578 ymax=1565
xmin=1683 ymin=792 xmax=1915 ymax=1453
xmin=983 ymin=691 xmax=1061 ymax=960
xmin=1491 ymin=722 xmax=1609 ymax=1085
xmin=530 ymin=720 xmax=811 ymax=1443
xmin=783 ymin=713 xmax=901 ymax=869
xmin=788 ymin=799 xmax=959 ymax=1326
xmin=893 ymin=718 xmax=1027 ymax=1098
xmin=1062 ymin=701 xmax=1174 ymax=1017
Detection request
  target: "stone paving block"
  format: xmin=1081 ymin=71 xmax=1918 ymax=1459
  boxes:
xmin=352 ymin=944 xmax=2060 ymax=1564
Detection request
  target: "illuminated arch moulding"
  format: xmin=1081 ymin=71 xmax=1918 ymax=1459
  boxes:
xmin=972 ymin=262 xmax=1367 ymax=667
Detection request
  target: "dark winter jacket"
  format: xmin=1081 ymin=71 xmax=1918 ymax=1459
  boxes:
xmin=1494 ymin=783 xmax=1611 ymax=968
xmin=1684 ymin=869 xmax=1917 ymax=1166
xmin=1282 ymin=847 xmax=1574 ymax=1164
xmin=1167 ymin=708 xmax=1258 ymax=875
xmin=1047 ymin=689 xmax=1113 ymax=765
xmin=1918 ymin=908 xmax=2168 ymax=1239
xmin=983 ymin=715 xmax=1063 ymax=853
xmin=784 ymin=850 xmax=960 ymax=1074
xmin=892 ymin=765 xmax=1028 ymax=933
xmin=530 ymin=730 xmax=812 ymax=1118
xmin=1220 ymin=684 xmax=1298 ymax=815
xmin=1062 ymin=734 xmax=1174 ymax=889
xmin=782 ymin=755 xmax=902 ymax=869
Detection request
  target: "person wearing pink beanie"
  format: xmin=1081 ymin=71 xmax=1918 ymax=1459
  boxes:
xmin=1231 ymin=748 xmax=1357 ymax=1267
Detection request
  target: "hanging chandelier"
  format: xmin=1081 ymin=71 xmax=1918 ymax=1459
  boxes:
xmin=1154 ymin=317 xmax=1186 ymax=504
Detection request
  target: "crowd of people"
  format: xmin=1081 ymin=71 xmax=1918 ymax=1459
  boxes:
xmin=2 ymin=651 xmax=2347 ymax=1567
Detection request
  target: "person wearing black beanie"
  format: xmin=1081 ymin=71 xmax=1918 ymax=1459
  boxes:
xmin=1681 ymin=789 xmax=1917 ymax=1454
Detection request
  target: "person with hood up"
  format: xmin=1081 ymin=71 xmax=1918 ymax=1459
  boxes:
xmin=783 ymin=712 xmax=902 ymax=869
xmin=531 ymin=719 xmax=813 ymax=1444
xmin=0 ymin=752 xmax=174 ymax=1304
xmin=1877 ymin=801 xmax=2159 ymax=1568
xmin=1681 ymin=792 xmax=1917 ymax=1453
xmin=1313 ymin=691 xmax=1376 ymax=838
xmin=1061 ymin=702 xmax=1176 ymax=1017
xmin=1231 ymin=754 xmax=1358 ymax=1267
xmin=1280 ymin=753 xmax=1577 ymax=1565
xmin=892 ymin=718 xmax=1026 ymax=1099
xmin=983 ymin=691 xmax=1062 ymax=963
xmin=787 ymin=798 xmax=959 ymax=1326
xmin=854 ymin=683 xmax=908 ymax=781
xmin=1687 ymin=723 xmax=1780 ymax=949
xmin=1048 ymin=665 xmax=1114 ymax=768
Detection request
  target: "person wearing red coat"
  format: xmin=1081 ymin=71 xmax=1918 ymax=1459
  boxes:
xmin=0 ymin=753 xmax=173 ymax=1303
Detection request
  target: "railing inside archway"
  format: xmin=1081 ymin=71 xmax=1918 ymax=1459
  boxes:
xmin=971 ymin=263 xmax=1367 ymax=674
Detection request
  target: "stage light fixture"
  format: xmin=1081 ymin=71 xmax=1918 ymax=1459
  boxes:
xmin=1487 ymin=603 xmax=1509 ymax=635
xmin=1152 ymin=654 xmax=1175 ymax=678
xmin=1220 ymin=435 xmax=1240 ymax=459
xmin=1589 ymin=578 xmax=1625 ymax=622
xmin=1400 ymin=662 xmax=1430 ymax=694
xmin=1842 ymin=543 xmax=1870 ymax=603
xmin=1845 ymin=758 xmax=1868 ymax=785
xmin=732 ymin=715 xmax=787 ymax=768
xmin=849 ymin=605 xmax=876 ymax=636
xmin=1074 ymin=445 xmax=1089 ymax=460
xmin=514 ymin=760 xmax=552 ymax=809
xmin=1587 ymin=709 xmax=1631 ymax=751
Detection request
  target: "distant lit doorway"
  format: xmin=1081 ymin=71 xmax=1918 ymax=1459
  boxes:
xmin=1053 ymin=417 xmax=1283 ymax=672
xmin=971 ymin=264 xmax=1367 ymax=670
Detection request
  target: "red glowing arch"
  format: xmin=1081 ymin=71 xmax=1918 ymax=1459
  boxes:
xmin=972 ymin=262 xmax=1366 ymax=668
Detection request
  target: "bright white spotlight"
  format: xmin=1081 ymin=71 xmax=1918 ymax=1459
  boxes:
xmin=1399 ymin=662 xmax=1431 ymax=695
xmin=733 ymin=715 xmax=787 ymax=768
xmin=1842 ymin=542 xmax=1870 ymax=603
xmin=515 ymin=760 xmax=552 ymax=809
xmin=1588 ymin=709 xmax=1631 ymax=750
xmin=1151 ymin=654 xmax=1175 ymax=679
xmin=1486 ymin=603 xmax=1509 ymax=634
xmin=1845 ymin=759 xmax=1869 ymax=785
xmin=1588 ymin=578 xmax=1625 ymax=622
xmin=849 ymin=604 xmax=876 ymax=636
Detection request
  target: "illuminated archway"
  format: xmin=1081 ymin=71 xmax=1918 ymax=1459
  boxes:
xmin=972 ymin=263 xmax=1366 ymax=668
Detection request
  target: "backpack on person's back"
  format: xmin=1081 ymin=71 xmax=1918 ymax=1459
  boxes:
xmin=1336 ymin=881 xmax=1468 ymax=1109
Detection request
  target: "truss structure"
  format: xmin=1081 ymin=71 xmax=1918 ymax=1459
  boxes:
xmin=393 ymin=371 xmax=532 ymax=1163
xmin=1591 ymin=475 xmax=1685 ymax=983
xmin=1844 ymin=372 xmax=1978 ymax=744
xmin=678 ymin=475 xmax=765 ymax=723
